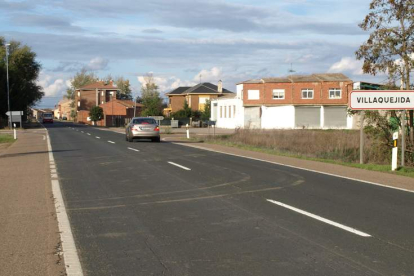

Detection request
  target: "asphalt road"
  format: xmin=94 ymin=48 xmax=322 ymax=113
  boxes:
xmin=47 ymin=121 xmax=414 ymax=276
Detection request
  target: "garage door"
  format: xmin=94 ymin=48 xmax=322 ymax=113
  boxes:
xmin=295 ymin=106 xmax=320 ymax=128
xmin=324 ymin=106 xmax=347 ymax=128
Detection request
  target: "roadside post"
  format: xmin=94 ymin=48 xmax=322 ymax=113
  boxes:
xmin=13 ymin=123 xmax=16 ymax=139
xmin=350 ymin=90 xmax=414 ymax=168
xmin=392 ymin=132 xmax=398 ymax=171
xmin=186 ymin=124 xmax=190 ymax=139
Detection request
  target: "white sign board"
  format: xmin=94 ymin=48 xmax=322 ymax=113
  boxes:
xmin=393 ymin=132 xmax=399 ymax=140
xmin=149 ymin=116 xmax=164 ymax=121
xmin=6 ymin=111 xmax=23 ymax=116
xmin=350 ymin=90 xmax=414 ymax=110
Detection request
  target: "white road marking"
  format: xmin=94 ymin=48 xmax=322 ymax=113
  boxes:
xmin=266 ymin=199 xmax=371 ymax=237
xmin=179 ymin=144 xmax=414 ymax=194
xmin=87 ymin=133 xmax=91 ymax=136
xmin=45 ymin=132 xmax=84 ymax=276
xmin=43 ymin=135 xmax=46 ymax=140
xmin=128 ymin=147 xmax=140 ymax=152
xmin=81 ymin=131 xmax=84 ymax=133
xmin=96 ymin=136 xmax=100 ymax=139
xmin=108 ymin=141 xmax=115 ymax=144
xmin=168 ymin=161 xmax=191 ymax=171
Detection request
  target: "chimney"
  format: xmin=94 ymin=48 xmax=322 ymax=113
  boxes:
xmin=218 ymin=80 xmax=223 ymax=93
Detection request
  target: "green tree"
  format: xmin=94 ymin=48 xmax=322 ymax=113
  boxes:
xmin=66 ymin=69 xmax=98 ymax=100
xmin=0 ymin=37 xmax=43 ymax=122
xmin=140 ymin=73 xmax=163 ymax=116
xmin=355 ymin=0 xmax=414 ymax=144
xmin=103 ymin=75 xmax=132 ymax=100
xmin=201 ymin=99 xmax=211 ymax=121
xmin=89 ymin=106 xmax=103 ymax=125
xmin=116 ymin=77 xmax=132 ymax=100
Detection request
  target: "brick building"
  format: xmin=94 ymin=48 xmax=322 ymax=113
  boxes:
xmin=75 ymin=81 xmax=120 ymax=124
xmin=164 ymin=81 xmax=234 ymax=117
xmin=97 ymin=99 xmax=143 ymax=127
xmin=212 ymin=73 xmax=357 ymax=129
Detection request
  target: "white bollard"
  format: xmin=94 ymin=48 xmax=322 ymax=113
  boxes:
xmin=13 ymin=123 xmax=16 ymax=139
xmin=186 ymin=124 xmax=190 ymax=139
xmin=391 ymin=131 xmax=398 ymax=171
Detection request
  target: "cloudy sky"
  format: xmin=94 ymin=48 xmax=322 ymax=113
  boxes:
xmin=1 ymin=0 xmax=382 ymax=108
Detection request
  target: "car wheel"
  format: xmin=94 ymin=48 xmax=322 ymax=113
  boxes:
xmin=128 ymin=133 xmax=133 ymax=142
xmin=152 ymin=137 xmax=161 ymax=143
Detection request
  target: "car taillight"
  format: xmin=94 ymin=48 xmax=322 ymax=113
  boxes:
xmin=154 ymin=126 xmax=160 ymax=131
xmin=132 ymin=125 xmax=139 ymax=131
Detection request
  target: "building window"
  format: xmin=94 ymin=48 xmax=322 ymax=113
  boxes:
xmin=329 ymin=88 xmax=341 ymax=99
xmin=248 ymin=90 xmax=260 ymax=100
xmin=233 ymin=105 xmax=236 ymax=117
xmin=224 ymin=106 xmax=227 ymax=118
xmin=77 ymin=101 xmax=80 ymax=107
xmin=220 ymin=106 xmax=222 ymax=118
xmin=77 ymin=91 xmax=80 ymax=97
xmin=272 ymin=89 xmax=285 ymax=99
xmin=302 ymin=89 xmax=314 ymax=99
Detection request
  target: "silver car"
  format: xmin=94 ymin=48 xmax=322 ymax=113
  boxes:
xmin=126 ymin=117 xmax=160 ymax=142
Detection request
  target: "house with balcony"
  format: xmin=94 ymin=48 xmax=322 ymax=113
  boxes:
xmin=164 ymin=81 xmax=234 ymax=117
xmin=212 ymin=73 xmax=357 ymax=129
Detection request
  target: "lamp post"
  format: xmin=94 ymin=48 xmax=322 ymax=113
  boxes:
xmin=5 ymin=43 xmax=11 ymax=129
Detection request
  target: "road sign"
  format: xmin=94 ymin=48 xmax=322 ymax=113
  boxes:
xmin=149 ymin=116 xmax=164 ymax=121
xmin=349 ymin=90 xmax=414 ymax=110
xmin=6 ymin=111 xmax=23 ymax=116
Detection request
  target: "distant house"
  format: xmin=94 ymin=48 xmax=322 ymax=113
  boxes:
xmin=55 ymin=98 xmax=73 ymax=120
xmin=97 ymin=99 xmax=143 ymax=127
xmin=75 ymin=81 xmax=120 ymax=124
xmin=164 ymin=81 xmax=234 ymax=117
xmin=213 ymin=73 xmax=358 ymax=129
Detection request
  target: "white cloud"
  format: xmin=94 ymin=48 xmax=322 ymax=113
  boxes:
xmin=193 ymin=67 xmax=222 ymax=83
xmin=328 ymin=57 xmax=363 ymax=75
xmin=85 ymin=57 xmax=109 ymax=71
xmin=37 ymin=72 xmax=69 ymax=97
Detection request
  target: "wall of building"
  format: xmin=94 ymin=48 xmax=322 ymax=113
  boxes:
xmin=261 ymin=105 xmax=295 ymax=129
xmin=244 ymin=106 xmax=261 ymax=128
xmin=170 ymin=95 xmax=186 ymax=113
xmin=213 ymin=98 xmax=244 ymax=129
xmin=242 ymin=81 xmax=353 ymax=106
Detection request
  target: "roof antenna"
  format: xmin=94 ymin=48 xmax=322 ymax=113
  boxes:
xmin=288 ymin=63 xmax=295 ymax=74
xmin=199 ymin=74 xmax=202 ymax=83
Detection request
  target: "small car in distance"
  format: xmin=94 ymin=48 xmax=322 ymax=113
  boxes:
xmin=126 ymin=117 xmax=160 ymax=142
xmin=42 ymin=113 xmax=54 ymax=123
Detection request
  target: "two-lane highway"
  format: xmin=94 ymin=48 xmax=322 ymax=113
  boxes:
xmin=47 ymin=121 xmax=414 ymax=276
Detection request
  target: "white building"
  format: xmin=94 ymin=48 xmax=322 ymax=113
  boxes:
xmin=211 ymin=84 xmax=245 ymax=129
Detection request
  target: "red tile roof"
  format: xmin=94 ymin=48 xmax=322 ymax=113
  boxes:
xmin=78 ymin=81 xmax=119 ymax=90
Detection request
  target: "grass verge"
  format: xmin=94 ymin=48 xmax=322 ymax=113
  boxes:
xmin=0 ymin=134 xmax=15 ymax=144
xmin=196 ymin=138 xmax=414 ymax=179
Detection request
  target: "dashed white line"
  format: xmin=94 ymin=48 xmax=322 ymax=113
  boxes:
xmin=128 ymin=147 xmax=140 ymax=152
xmin=266 ymin=199 xmax=371 ymax=237
xmin=96 ymin=136 xmax=100 ymax=139
xmin=108 ymin=141 xmax=115 ymax=144
xmin=168 ymin=161 xmax=191 ymax=171
xmin=81 ymin=131 xmax=84 ymax=133
xmin=87 ymin=133 xmax=91 ymax=136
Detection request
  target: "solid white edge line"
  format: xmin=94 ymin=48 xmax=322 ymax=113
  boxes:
xmin=46 ymin=131 xmax=84 ymax=276
xmin=176 ymin=143 xmax=414 ymax=194
xmin=108 ymin=141 xmax=115 ymax=144
xmin=127 ymin=147 xmax=140 ymax=152
xmin=266 ymin=199 xmax=371 ymax=237
xmin=168 ymin=161 xmax=191 ymax=171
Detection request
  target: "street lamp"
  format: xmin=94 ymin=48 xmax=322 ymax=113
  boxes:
xmin=5 ymin=43 xmax=11 ymax=129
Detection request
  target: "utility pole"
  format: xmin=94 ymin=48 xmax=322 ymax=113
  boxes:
xmin=5 ymin=43 xmax=11 ymax=129
xmin=133 ymin=92 xmax=137 ymax=118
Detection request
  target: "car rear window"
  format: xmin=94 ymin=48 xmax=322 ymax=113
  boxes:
xmin=43 ymin=114 xmax=53 ymax=118
xmin=133 ymin=118 xmax=156 ymax=125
